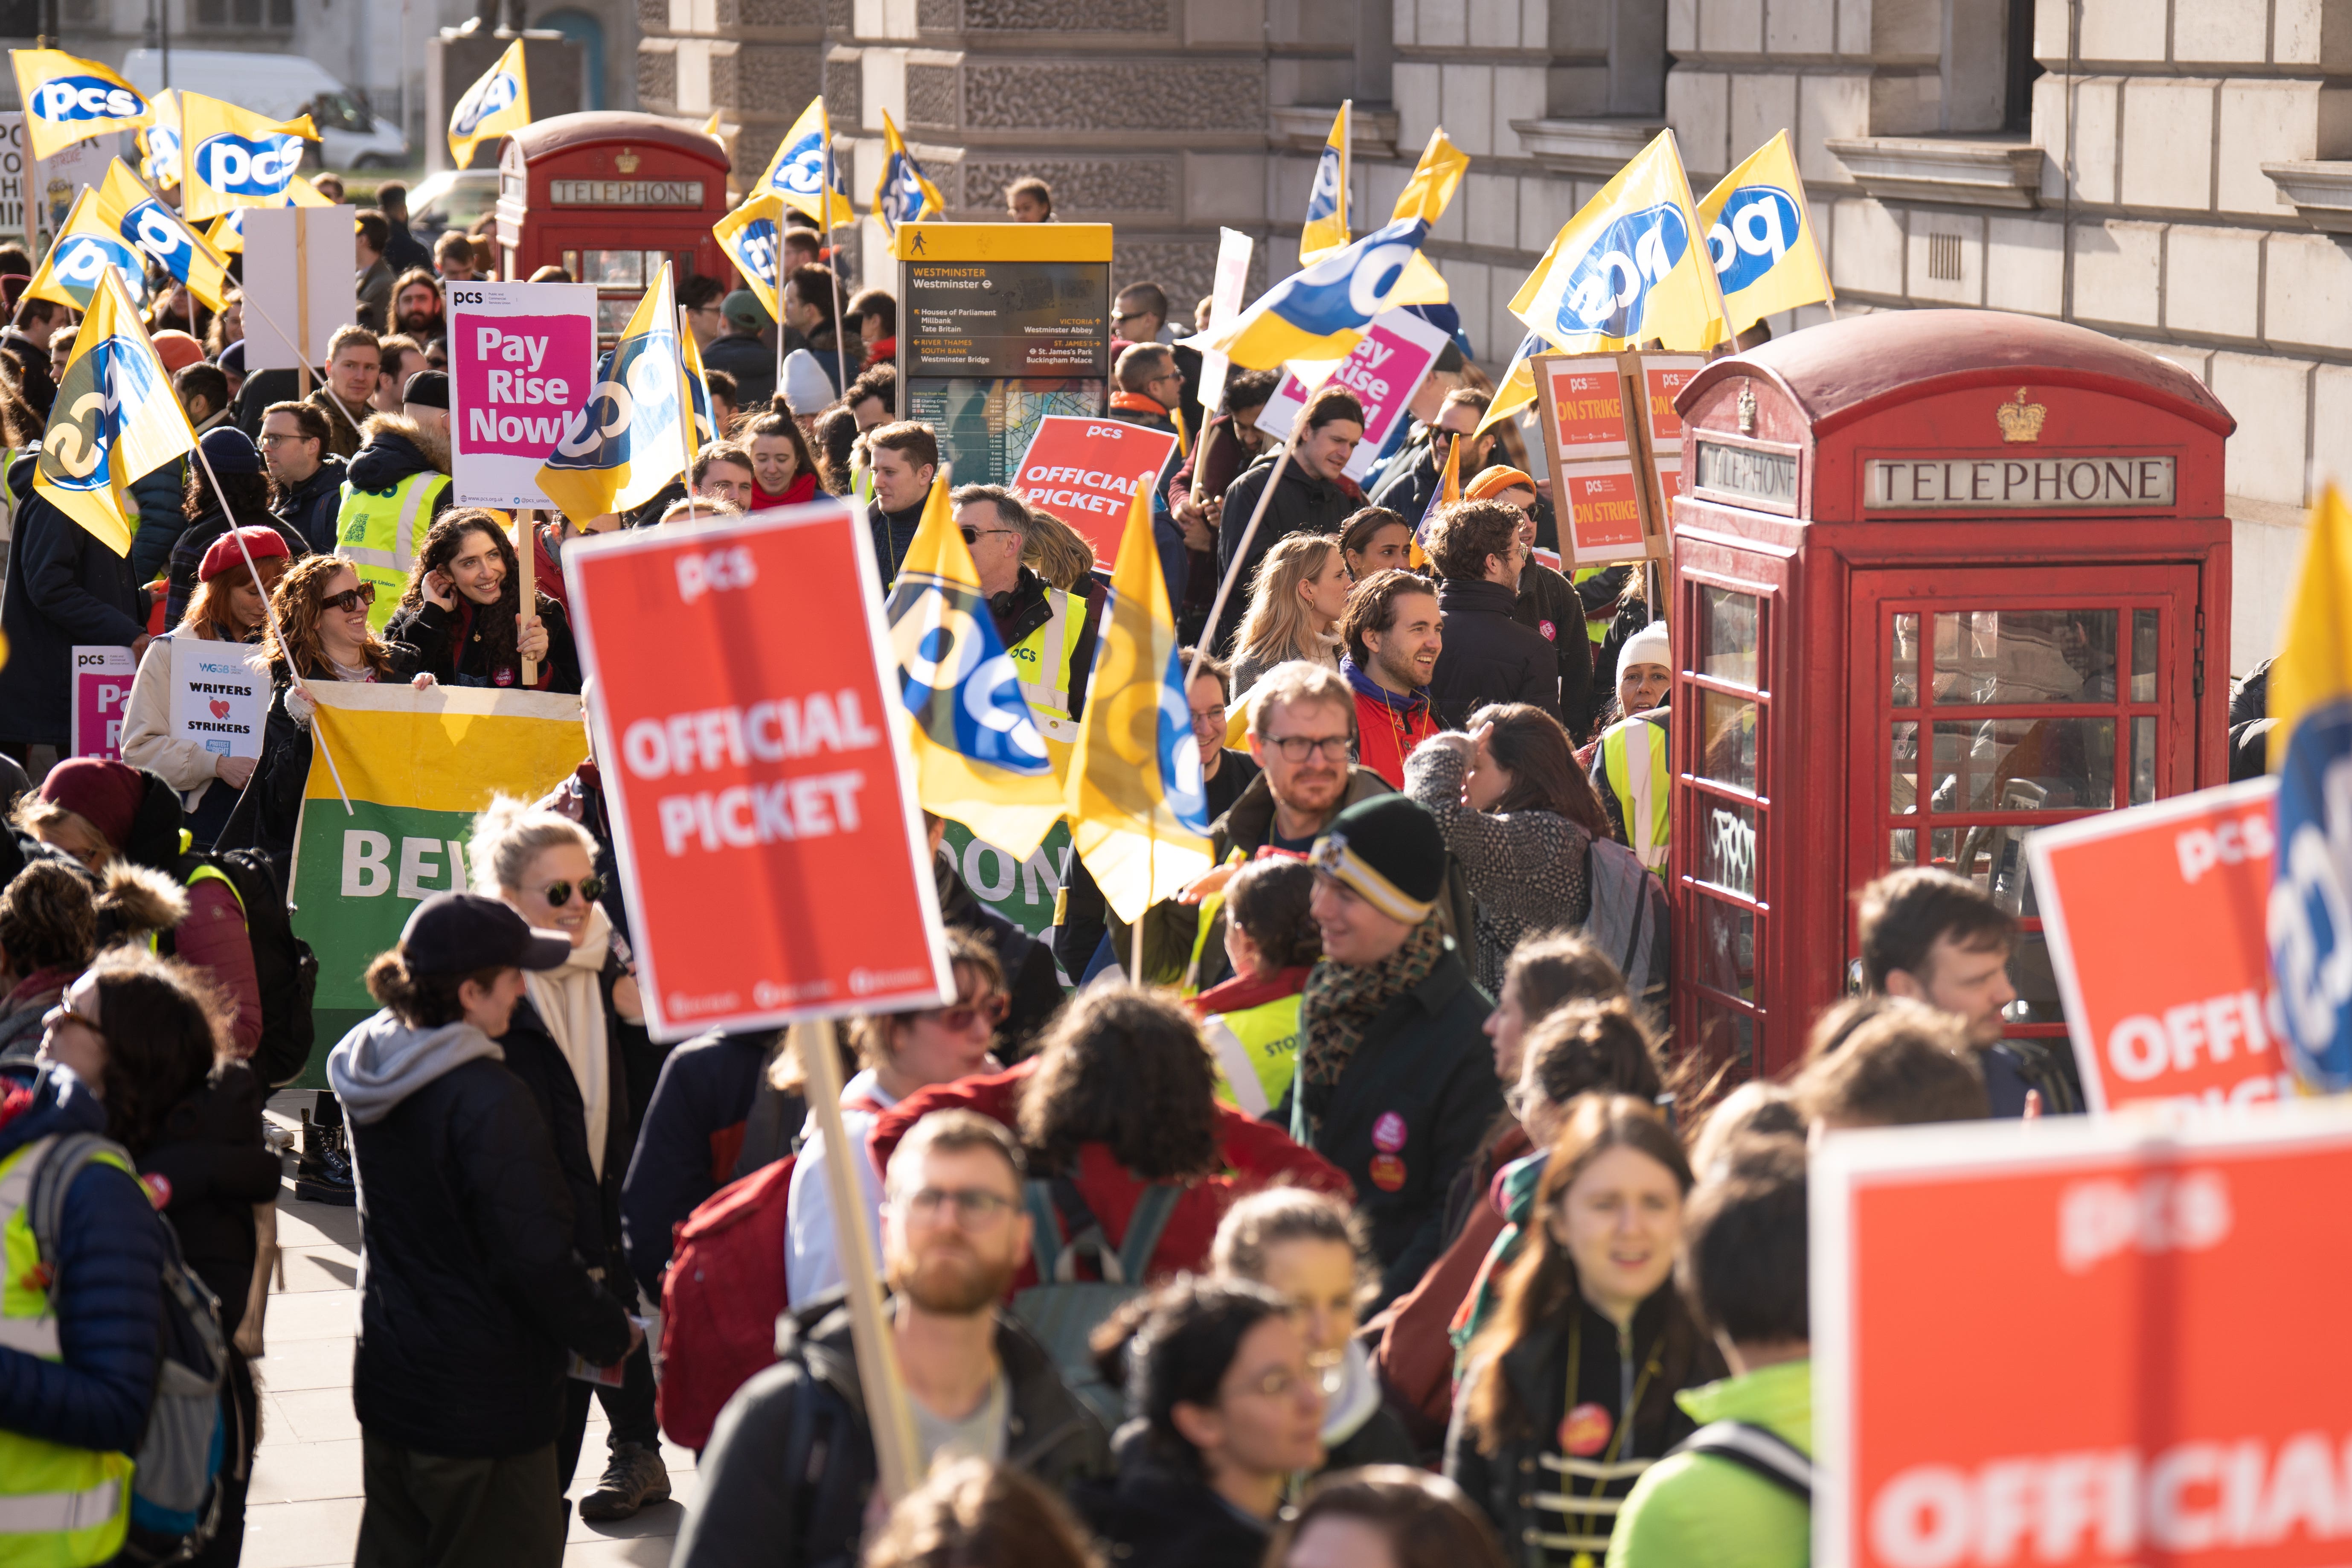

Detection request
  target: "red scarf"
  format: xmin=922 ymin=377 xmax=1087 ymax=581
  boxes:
xmin=753 ymin=470 xmax=820 ymax=510
xmin=1109 ymin=392 xmax=1189 ymax=456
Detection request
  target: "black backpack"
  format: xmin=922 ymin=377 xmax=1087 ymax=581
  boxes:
xmin=169 ymin=848 xmax=319 ymax=1089
xmin=1669 ymin=1419 xmax=1814 ymax=1502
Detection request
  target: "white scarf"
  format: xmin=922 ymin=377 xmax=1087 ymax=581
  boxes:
xmin=524 ymin=902 xmax=613 ymax=1177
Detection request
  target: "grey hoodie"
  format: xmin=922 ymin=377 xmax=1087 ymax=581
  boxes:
xmin=328 ymin=1010 xmax=504 ymax=1126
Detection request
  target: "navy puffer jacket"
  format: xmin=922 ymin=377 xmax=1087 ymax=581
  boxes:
xmin=0 ymin=1062 xmax=165 ymax=1455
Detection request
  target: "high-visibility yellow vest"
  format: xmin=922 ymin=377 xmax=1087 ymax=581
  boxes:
xmin=1203 ymin=992 xmax=1305 ymax=1118
xmin=0 ymin=1136 xmax=138 ymax=1567
xmin=1600 ymin=712 xmax=1670 ymax=876
xmin=1007 ymin=588 xmax=1083 ymax=747
xmin=1572 ymin=567 xmax=1612 ymax=643
xmin=334 ymin=469 xmax=450 ymax=631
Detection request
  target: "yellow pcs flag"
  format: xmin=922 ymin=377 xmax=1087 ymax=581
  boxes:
xmin=1381 ymin=127 xmax=1468 ymax=308
xmin=1068 ymin=481 xmax=1214 ymax=922
xmin=884 ymin=475 xmax=1067 ymax=859
xmin=12 ymin=49 xmax=152 ymax=161
xmin=872 ymin=110 xmax=945 ymax=236
xmin=448 ymin=39 xmax=531 ymax=169
xmin=1300 ymin=102 xmax=1351 ymax=265
xmin=35 ymin=269 xmax=198 ymax=556
xmin=1512 ymin=129 xmax=1727 ymax=354
xmin=758 ymin=97 xmax=856 ymax=229
xmin=139 ymin=88 xmax=181 ymax=189
xmin=713 ymin=192 xmax=786 ymax=324
xmin=100 ymin=158 xmax=234 ymax=313
xmin=178 ymin=93 xmax=317 ymax=221
xmin=1695 ymin=131 xmax=1833 ymax=336
xmin=24 ymin=186 xmax=151 ymax=312
xmin=538 ymin=262 xmax=695 ymax=522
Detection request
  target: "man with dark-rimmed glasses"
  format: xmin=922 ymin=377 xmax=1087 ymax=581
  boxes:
xmin=675 ymin=1109 xmax=1107 ymax=1568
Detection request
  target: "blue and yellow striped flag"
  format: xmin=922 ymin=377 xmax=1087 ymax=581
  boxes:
xmin=2269 ymin=483 xmax=2352 ymax=1091
xmin=1696 ymin=131 xmax=1833 ymax=337
xmin=884 ymin=475 xmax=1066 ymax=860
xmin=35 ymin=268 xmax=198 ymax=556
xmin=1189 ymin=214 xmax=1432 ymax=376
xmin=1300 ymin=102 xmax=1351 ymax=265
xmin=448 ymin=39 xmax=531 ymax=169
xmin=1068 ymin=477 xmax=1213 ymax=922
xmin=874 ymin=110 xmax=946 ymax=236
xmin=758 ymin=97 xmax=856 ymax=230
xmin=538 ymin=262 xmax=695 ymax=523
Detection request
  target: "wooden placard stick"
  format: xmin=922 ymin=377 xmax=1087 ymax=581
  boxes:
xmin=517 ymin=508 xmax=538 ymax=688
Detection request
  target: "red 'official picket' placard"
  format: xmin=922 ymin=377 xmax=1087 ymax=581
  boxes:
xmin=1012 ymin=416 xmax=1179 ymax=565
xmin=562 ymin=499 xmax=952 ymax=1039
xmin=2026 ymin=777 xmax=2291 ymax=1114
xmin=1814 ymin=1107 xmax=2352 ymax=1568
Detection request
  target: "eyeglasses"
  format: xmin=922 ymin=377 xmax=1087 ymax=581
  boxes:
xmin=922 ymin=993 xmax=1009 ymax=1031
xmin=900 ymin=1186 xmax=1017 ymax=1228
xmin=41 ymin=1004 xmax=104 ymax=1036
xmin=257 ymin=432 xmax=314 ymax=447
xmin=532 ymin=875 xmax=607 ymax=907
xmin=958 ymin=526 xmax=1019 ymax=546
xmin=1263 ymin=734 xmax=1352 ymax=762
xmin=1229 ymin=1366 xmax=1316 ymax=1403
xmin=1188 ymin=704 xmax=1227 ymax=730
xmin=320 ymin=583 xmax=377 ymax=613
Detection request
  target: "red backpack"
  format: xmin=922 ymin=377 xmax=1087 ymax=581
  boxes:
xmin=656 ymin=1155 xmax=800 ymax=1452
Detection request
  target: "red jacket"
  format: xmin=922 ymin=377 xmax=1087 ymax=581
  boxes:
xmin=1353 ymin=687 xmax=1440 ymax=788
xmin=867 ymin=1059 xmax=1352 ymax=1292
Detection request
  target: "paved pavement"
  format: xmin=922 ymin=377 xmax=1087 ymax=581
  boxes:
xmin=244 ymin=1092 xmax=695 ymax=1568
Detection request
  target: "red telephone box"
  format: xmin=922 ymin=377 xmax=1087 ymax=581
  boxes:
xmin=494 ymin=111 xmax=731 ymax=340
xmin=1666 ymin=310 xmax=2236 ymax=1079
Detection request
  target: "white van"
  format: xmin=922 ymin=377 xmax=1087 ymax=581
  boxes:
xmin=120 ymin=49 xmax=409 ymax=169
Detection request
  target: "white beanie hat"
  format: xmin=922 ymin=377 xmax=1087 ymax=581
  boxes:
xmin=780 ymin=349 xmax=836 ymax=416
xmin=1616 ymin=619 xmax=1672 ymax=689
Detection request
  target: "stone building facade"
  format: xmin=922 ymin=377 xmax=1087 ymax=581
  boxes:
xmin=647 ymin=0 xmax=2352 ymax=665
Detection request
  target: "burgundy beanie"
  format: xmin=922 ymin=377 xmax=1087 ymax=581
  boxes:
xmin=40 ymin=759 xmax=145 ymax=852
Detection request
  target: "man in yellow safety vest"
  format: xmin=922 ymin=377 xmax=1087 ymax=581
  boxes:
xmin=0 ymin=1054 xmax=166 ymax=1566
xmin=333 ymin=369 xmax=453 ymax=632
xmin=953 ymin=483 xmax=1100 ymax=767
xmin=1590 ymin=619 xmax=1672 ymax=875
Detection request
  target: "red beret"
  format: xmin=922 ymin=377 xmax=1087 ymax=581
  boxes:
xmin=151 ymin=330 xmax=206 ymax=376
xmin=39 ymin=758 xmax=144 ymax=853
xmin=198 ymin=527 xmax=291 ymax=584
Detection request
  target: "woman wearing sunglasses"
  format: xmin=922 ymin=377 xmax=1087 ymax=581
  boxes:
xmin=466 ymin=797 xmax=671 ymax=1521
xmin=219 ymin=556 xmax=424 ymax=868
xmin=784 ymin=930 xmax=1009 ymax=1305
xmin=387 ymin=510 xmax=581 ymax=694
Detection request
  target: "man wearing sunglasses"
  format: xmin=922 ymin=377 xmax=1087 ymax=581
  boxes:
xmin=954 ymin=484 xmax=1100 ymax=755
xmin=1366 ymin=382 xmax=1492 ymax=527
xmin=677 ymin=1111 xmax=1108 ymax=1568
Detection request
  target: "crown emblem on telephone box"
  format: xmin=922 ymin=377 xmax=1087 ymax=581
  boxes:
xmin=615 ymin=148 xmax=640 ymax=174
xmin=1997 ymin=387 xmax=2047 ymax=443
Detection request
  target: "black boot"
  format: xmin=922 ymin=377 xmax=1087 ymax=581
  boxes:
xmin=294 ymin=1103 xmax=356 ymax=1206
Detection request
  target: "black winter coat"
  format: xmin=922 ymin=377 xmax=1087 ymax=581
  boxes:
xmin=1429 ymin=577 xmax=1562 ymax=728
xmin=135 ymin=1063 xmax=278 ymax=1336
xmin=1213 ymin=454 xmax=1355 ymax=653
xmin=701 ymin=330 xmax=776 ymax=409
xmin=498 ymin=971 xmax=636 ymax=1279
xmin=271 ymin=454 xmax=349 ymax=556
xmin=0 ymin=451 xmax=145 ymax=746
xmin=344 ymin=1050 xmax=631 ymax=1457
xmin=1074 ymin=1440 xmax=1272 ymax=1568
xmin=1444 ymin=1286 xmax=1724 ymax=1568
xmin=385 ymin=592 xmax=583 ymax=693
xmin=1297 ymin=944 xmax=1499 ymax=1307
xmin=218 ymin=648 xmax=422 ymax=865
xmin=166 ymin=503 xmax=310 ymax=626
xmin=1515 ymin=562 xmax=1596 ymax=741
xmin=674 ymin=1296 xmax=1110 ymax=1568
xmin=618 ymin=1028 xmax=780 ymax=1300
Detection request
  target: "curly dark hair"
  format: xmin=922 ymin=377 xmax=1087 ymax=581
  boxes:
xmin=1017 ymin=985 xmax=1221 ymax=1181
xmin=81 ymin=949 xmax=228 ymax=1155
xmin=0 ymin=859 xmax=96 ymax=975
xmin=398 ymin=509 xmax=553 ymax=681
xmin=1424 ymin=498 xmax=1521 ymax=581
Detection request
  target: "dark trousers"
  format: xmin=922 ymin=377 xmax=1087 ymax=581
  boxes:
xmin=355 ymin=1435 xmax=564 ymax=1568
xmin=556 ymin=1332 xmax=660 ymax=1487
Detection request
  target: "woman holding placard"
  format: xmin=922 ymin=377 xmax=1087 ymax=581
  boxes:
xmin=122 ymin=527 xmax=291 ymax=849
xmin=387 ymin=510 xmax=580 ymax=694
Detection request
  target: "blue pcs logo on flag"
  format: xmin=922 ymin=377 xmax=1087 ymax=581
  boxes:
xmin=49 ymin=233 xmax=146 ymax=301
xmin=887 ymin=575 xmax=1052 ymax=776
xmin=1552 ymin=202 xmax=1693 ymax=340
xmin=877 ymin=154 xmax=932 ymax=230
xmin=34 ymin=75 xmax=143 ymax=126
xmin=2271 ymin=702 xmax=2352 ymax=1088
xmin=451 ymin=69 xmax=520 ymax=136
xmin=190 ymin=133 xmax=303 ymax=199
xmin=548 ymin=329 xmax=681 ymax=471
xmin=733 ymin=215 xmax=779 ymax=289
xmin=771 ymin=127 xmax=829 ymax=197
xmin=43 ymin=337 xmax=161 ymax=493
xmin=120 ymin=197 xmax=199 ymax=277
xmin=1154 ymin=641 xmax=1211 ymax=836
xmin=1706 ymin=186 xmax=1804 ymax=294
xmin=1305 ymin=143 xmax=1343 ymax=227
xmin=1262 ymin=215 xmax=1428 ymax=337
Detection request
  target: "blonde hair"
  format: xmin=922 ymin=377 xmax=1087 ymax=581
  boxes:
xmin=1234 ymin=533 xmax=1341 ymax=673
xmin=1022 ymin=509 xmax=1096 ymax=591
xmin=468 ymin=796 xmax=598 ymax=896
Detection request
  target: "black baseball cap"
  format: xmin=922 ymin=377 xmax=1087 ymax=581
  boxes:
xmin=399 ymin=892 xmax=570 ymax=977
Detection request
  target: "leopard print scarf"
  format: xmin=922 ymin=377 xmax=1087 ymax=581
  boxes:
xmin=1297 ymin=916 xmax=1448 ymax=1138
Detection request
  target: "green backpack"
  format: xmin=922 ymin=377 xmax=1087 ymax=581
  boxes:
xmin=1009 ymin=1178 xmax=1180 ymax=1428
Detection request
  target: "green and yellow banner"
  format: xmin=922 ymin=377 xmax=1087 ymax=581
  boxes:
xmin=289 ymin=684 xmax=588 ymax=1061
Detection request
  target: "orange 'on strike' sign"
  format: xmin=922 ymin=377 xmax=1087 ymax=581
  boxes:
xmin=562 ymin=497 xmax=953 ymax=1039
xmin=2026 ymin=777 xmax=2292 ymax=1114
xmin=1815 ymin=1105 xmax=2352 ymax=1568
xmin=1544 ymin=357 xmax=1631 ymax=453
xmin=1011 ymin=415 xmax=1178 ymax=566
xmin=1643 ymin=360 xmax=1701 ymax=445
xmin=1559 ymin=462 xmax=1646 ymax=564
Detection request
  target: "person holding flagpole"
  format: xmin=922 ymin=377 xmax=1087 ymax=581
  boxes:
xmin=1212 ymin=387 xmax=1363 ymax=655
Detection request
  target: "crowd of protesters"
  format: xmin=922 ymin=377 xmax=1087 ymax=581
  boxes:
xmin=0 ymin=166 xmax=2116 ymax=1568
